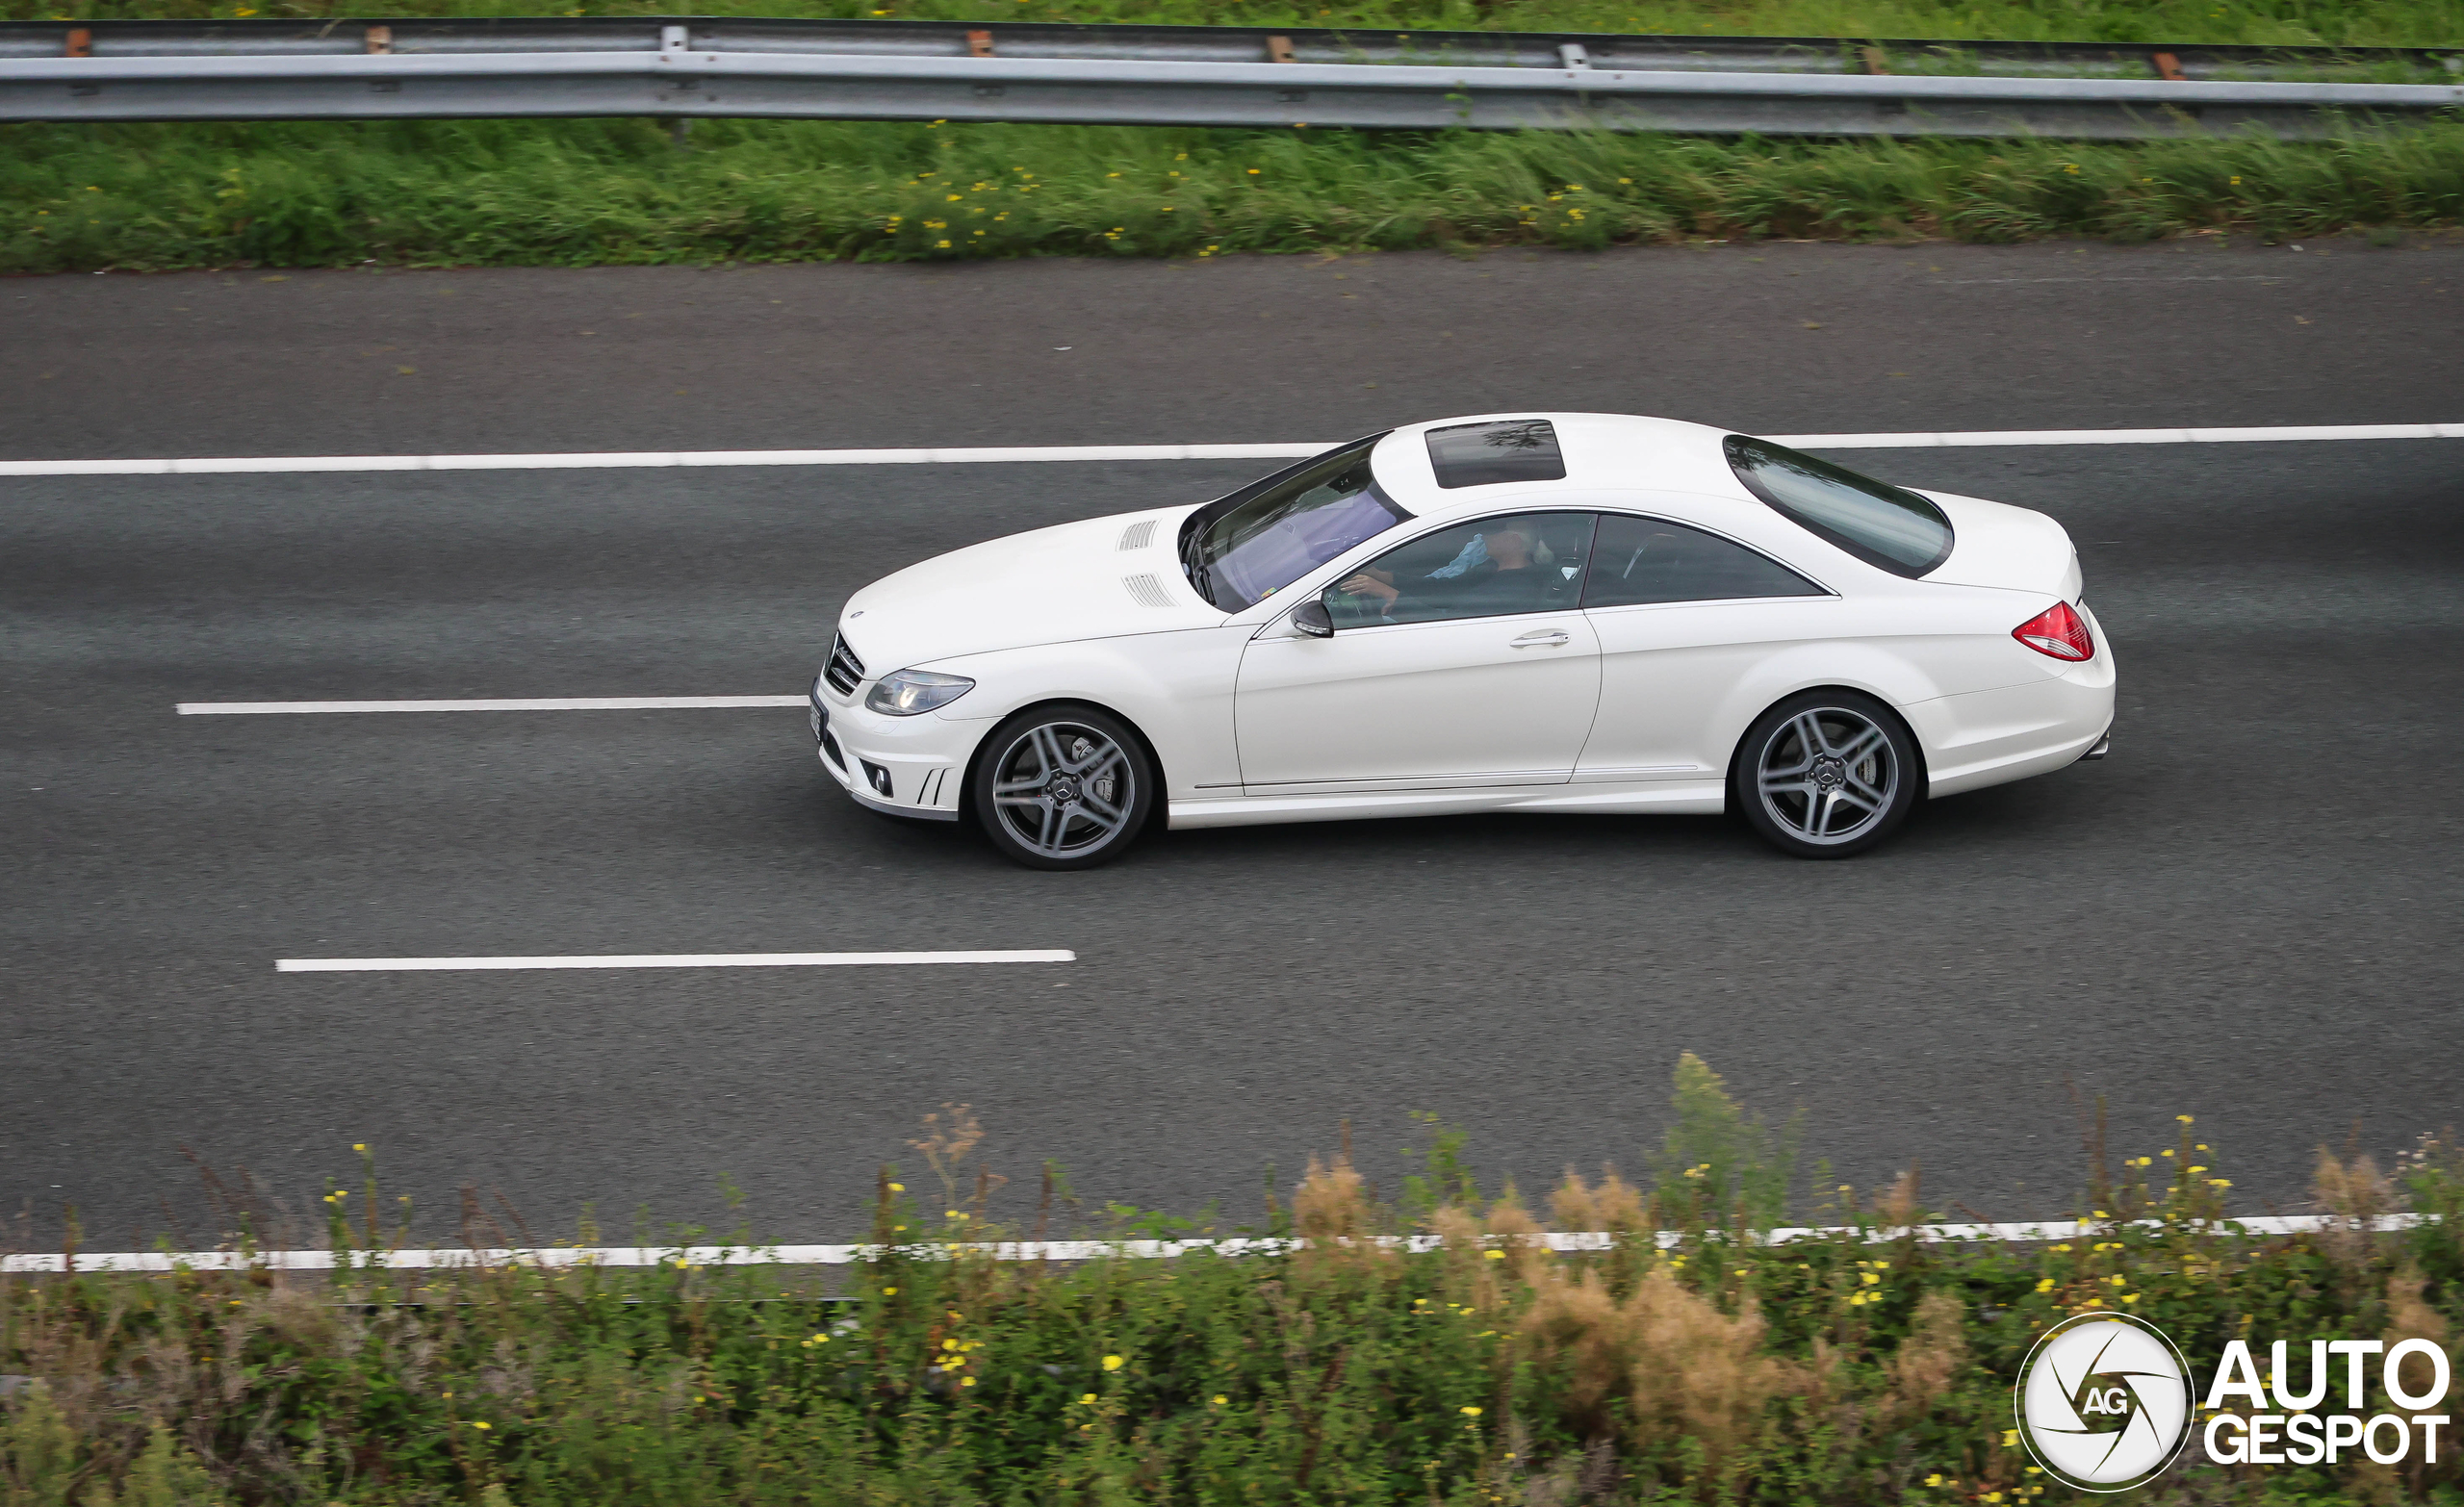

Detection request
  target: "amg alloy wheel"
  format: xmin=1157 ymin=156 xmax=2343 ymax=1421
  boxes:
xmin=1735 ymin=691 xmax=1919 ymax=858
xmin=970 ymin=704 xmax=1156 ymax=870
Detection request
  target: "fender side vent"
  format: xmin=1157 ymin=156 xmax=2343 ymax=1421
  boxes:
xmin=1121 ymin=573 xmax=1173 ymax=608
xmin=1117 ymin=518 xmax=1158 ymax=551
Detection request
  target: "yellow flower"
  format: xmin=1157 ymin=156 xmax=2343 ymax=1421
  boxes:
xmin=882 ymin=1287 xmax=897 ymax=1295
xmin=960 ymin=1376 xmax=975 ymax=1386
xmin=1925 ymin=1475 xmax=1942 ymax=1488
xmin=1211 ymin=1394 xmax=1227 ymax=1404
xmin=1460 ymin=1406 xmax=1482 ymax=1417
xmin=2035 ymin=1278 xmax=2055 ymax=1293
xmin=471 ymin=1420 xmax=492 ymax=1430
xmin=887 ymin=1182 xmax=905 ymax=1191
xmin=2002 ymin=1429 xmax=2019 ymax=1447
xmin=1102 ymin=1355 xmax=1124 ymax=1371
xmin=1079 ymin=1392 xmax=1097 ymax=1404
xmin=1483 ymin=1249 xmax=1504 ymax=1261
xmin=352 ymin=1142 xmax=368 ymax=1152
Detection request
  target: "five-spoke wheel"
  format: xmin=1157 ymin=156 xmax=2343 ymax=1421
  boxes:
xmin=1734 ymin=691 xmax=1919 ymax=858
xmin=970 ymin=703 xmax=1157 ymax=870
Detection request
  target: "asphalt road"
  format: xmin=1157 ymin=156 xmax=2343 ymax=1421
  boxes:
xmin=6 ymin=237 xmax=2461 ymax=1252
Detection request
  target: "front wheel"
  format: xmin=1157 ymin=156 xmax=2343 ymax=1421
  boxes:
xmin=969 ymin=704 xmax=1157 ymax=871
xmin=1733 ymin=692 xmax=1919 ymax=858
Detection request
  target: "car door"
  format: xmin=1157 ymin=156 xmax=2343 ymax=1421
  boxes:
xmin=1575 ymin=511 xmax=1841 ymax=781
xmin=1235 ymin=511 xmax=1603 ymax=792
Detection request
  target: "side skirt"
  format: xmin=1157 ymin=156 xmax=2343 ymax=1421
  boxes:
xmin=1167 ymin=779 xmax=1726 ymax=830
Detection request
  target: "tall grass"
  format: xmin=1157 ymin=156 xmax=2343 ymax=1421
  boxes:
xmin=7 ymin=115 xmax=2462 ymax=271
xmin=6 ymin=1054 xmax=2462 ymax=1504
xmin=10 ymin=0 xmax=2464 ymax=50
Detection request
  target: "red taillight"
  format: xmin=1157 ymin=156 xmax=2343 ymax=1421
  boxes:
xmin=2013 ymin=601 xmax=2094 ymax=661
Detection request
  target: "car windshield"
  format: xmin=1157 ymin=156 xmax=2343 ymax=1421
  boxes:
xmin=1179 ymin=435 xmax=1409 ymax=612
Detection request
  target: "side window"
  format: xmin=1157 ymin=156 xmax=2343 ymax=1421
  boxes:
xmin=1582 ymin=515 xmax=1827 ymax=609
xmin=1325 ymin=512 xmax=1597 ymax=626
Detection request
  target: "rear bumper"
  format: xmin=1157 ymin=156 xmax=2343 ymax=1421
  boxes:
xmin=1906 ymin=673 xmax=2115 ymax=798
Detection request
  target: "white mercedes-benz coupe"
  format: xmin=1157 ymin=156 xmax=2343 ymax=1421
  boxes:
xmin=810 ymin=413 xmax=2113 ymax=869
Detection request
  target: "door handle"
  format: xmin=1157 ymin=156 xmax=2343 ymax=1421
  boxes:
xmin=1510 ymin=630 xmax=1571 ymax=649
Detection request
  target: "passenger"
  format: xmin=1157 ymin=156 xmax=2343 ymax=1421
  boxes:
xmin=1338 ymin=527 xmax=1558 ymax=620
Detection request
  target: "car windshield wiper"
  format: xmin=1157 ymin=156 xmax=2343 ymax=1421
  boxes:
xmin=1180 ymin=523 xmax=1219 ymax=608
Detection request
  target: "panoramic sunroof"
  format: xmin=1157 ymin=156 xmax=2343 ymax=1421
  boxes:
xmin=1424 ymin=419 xmax=1566 ymax=489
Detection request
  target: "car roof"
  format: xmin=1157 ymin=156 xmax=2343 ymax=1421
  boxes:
xmin=1369 ymin=412 xmax=1750 ymax=521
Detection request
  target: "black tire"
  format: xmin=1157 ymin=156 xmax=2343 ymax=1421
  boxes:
xmin=968 ymin=703 xmax=1157 ymax=871
xmin=1732 ymin=690 xmax=1920 ymax=859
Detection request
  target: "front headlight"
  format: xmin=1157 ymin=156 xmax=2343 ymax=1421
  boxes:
xmin=865 ymin=669 xmax=975 ymax=717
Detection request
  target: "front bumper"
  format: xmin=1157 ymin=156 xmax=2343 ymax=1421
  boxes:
xmin=810 ymin=679 xmax=970 ymax=821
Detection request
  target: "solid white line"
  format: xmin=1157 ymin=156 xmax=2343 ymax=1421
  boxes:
xmin=0 ymin=442 xmax=1331 ymax=477
xmin=6 ymin=1213 xmax=2421 ymax=1272
xmin=275 ymin=950 xmax=1074 ymax=972
xmin=9 ymin=423 xmax=2462 ymax=478
xmin=1779 ymin=422 xmax=2464 ymax=449
xmin=178 ymin=696 xmax=808 ymax=715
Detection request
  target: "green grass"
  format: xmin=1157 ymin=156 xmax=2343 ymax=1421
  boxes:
xmin=7 ymin=1056 xmax=2463 ymax=1505
xmin=11 ymin=0 xmax=2464 ymax=50
xmin=7 ymin=115 xmax=2463 ymax=272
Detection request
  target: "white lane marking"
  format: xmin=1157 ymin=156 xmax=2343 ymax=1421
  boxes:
xmin=1784 ymin=422 xmax=2464 ymax=448
xmin=9 ymin=423 xmax=2461 ymax=477
xmin=276 ymin=950 xmax=1074 ymax=972
xmin=179 ymin=696 xmax=807 ymax=715
xmin=0 ymin=443 xmax=1331 ymax=477
xmin=7 ymin=1213 xmax=2419 ymax=1272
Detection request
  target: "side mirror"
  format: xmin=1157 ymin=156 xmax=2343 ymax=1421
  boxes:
xmin=1291 ymin=600 xmax=1335 ymax=639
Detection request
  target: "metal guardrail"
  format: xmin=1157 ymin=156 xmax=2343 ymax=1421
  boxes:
xmin=3 ymin=16 xmax=2459 ymax=136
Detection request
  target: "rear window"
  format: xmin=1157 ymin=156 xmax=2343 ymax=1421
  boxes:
xmin=1425 ymin=420 xmax=1567 ymax=488
xmin=1723 ymin=435 xmax=1954 ymax=578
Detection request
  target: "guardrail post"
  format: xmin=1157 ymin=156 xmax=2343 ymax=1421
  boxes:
xmin=364 ymin=25 xmax=392 ymax=55
xmin=1266 ymin=35 xmax=1296 ymax=64
xmin=967 ymin=29 xmax=993 ymax=57
xmin=64 ymin=27 xmax=90 ymax=57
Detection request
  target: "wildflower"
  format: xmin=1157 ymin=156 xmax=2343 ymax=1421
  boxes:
xmin=1211 ymin=1393 xmax=1227 ymax=1404
xmin=1102 ymin=1355 xmax=1124 ymax=1371
xmin=1460 ymin=1406 xmax=1482 ymax=1417
xmin=960 ymin=1376 xmax=975 ymax=1386
xmin=2035 ymin=1278 xmax=2055 ymax=1292
xmin=2002 ymin=1429 xmax=2020 ymax=1447
xmin=2178 ymin=1114 xmax=2194 ymax=1124
xmin=1247 ymin=168 xmax=1260 ymax=174
xmin=882 ymin=1287 xmax=897 ymax=1294
xmin=471 ymin=1420 xmax=492 ymax=1430
xmin=1925 ymin=1476 xmax=1943 ymax=1488
xmin=1484 ymin=1249 xmax=1505 ymax=1261
xmin=1079 ymin=1392 xmax=1097 ymax=1404
xmin=888 ymin=1182 xmax=905 ymax=1191
xmin=937 ymin=240 xmax=951 ymax=248
xmin=352 ymin=1142 xmax=368 ymax=1151
xmin=2210 ymin=1178 xmax=2232 ymax=1188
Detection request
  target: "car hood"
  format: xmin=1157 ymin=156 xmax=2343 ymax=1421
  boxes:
xmin=1916 ymin=490 xmax=2083 ymax=600
xmin=835 ymin=506 xmax=1224 ymax=673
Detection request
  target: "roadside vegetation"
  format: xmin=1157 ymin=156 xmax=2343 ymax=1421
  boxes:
xmin=6 ymin=0 xmax=2464 ymax=269
xmin=6 ymin=1055 xmax=2461 ymax=1504
xmin=8 ymin=0 xmax=2463 ymax=49
xmin=6 ymin=115 xmax=2462 ymax=272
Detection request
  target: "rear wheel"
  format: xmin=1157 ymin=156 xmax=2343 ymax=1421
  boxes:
xmin=1733 ymin=691 xmax=1919 ymax=858
xmin=970 ymin=704 xmax=1156 ymax=871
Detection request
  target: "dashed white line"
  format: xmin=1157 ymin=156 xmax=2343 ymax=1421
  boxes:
xmin=276 ymin=950 xmax=1074 ymax=972
xmin=10 ymin=422 xmax=2462 ymax=478
xmin=178 ymin=696 xmax=807 ymax=715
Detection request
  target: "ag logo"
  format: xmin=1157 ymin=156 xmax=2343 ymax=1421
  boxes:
xmin=2015 ymin=1312 xmax=2194 ymax=1492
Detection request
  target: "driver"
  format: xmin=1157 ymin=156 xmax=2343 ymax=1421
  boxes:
xmin=1337 ymin=526 xmax=1557 ymax=620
